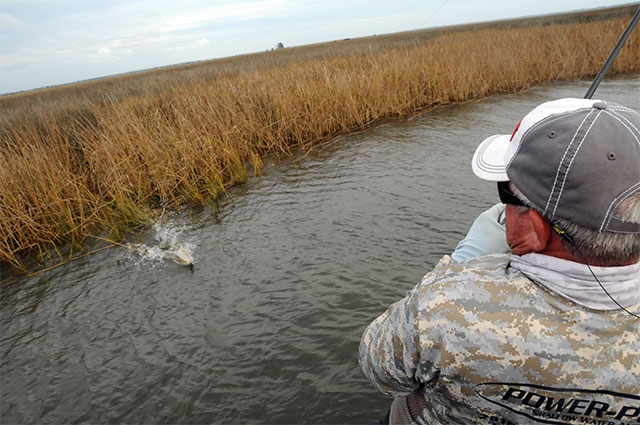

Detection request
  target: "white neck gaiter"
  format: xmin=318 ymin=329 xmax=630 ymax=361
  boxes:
xmin=510 ymin=253 xmax=640 ymax=310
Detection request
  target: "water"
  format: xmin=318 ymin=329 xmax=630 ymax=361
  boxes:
xmin=1 ymin=75 xmax=639 ymax=424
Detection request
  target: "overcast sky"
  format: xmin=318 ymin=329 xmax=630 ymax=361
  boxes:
xmin=0 ymin=0 xmax=635 ymax=94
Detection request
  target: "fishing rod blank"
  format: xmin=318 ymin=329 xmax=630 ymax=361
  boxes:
xmin=584 ymin=6 xmax=640 ymax=99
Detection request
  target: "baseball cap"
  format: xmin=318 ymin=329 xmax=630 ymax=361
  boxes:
xmin=471 ymin=98 xmax=640 ymax=233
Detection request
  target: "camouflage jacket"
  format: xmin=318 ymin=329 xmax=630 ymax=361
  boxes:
xmin=359 ymin=254 xmax=640 ymax=425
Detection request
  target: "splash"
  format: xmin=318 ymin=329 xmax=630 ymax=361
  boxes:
xmin=127 ymin=221 xmax=195 ymax=268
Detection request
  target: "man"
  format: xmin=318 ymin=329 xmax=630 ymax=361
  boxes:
xmin=359 ymin=98 xmax=640 ymax=425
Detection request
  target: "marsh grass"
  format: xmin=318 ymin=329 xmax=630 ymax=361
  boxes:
xmin=1 ymin=13 xmax=639 ymax=270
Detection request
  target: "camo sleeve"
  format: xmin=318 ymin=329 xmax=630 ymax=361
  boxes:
xmin=358 ymin=255 xmax=468 ymax=397
xmin=359 ymin=285 xmax=423 ymax=396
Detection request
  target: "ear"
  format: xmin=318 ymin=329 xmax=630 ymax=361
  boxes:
xmin=505 ymin=205 xmax=552 ymax=254
xmin=527 ymin=209 xmax=552 ymax=252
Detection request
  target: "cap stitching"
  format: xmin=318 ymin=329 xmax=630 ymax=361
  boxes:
xmin=476 ymin=137 xmax=506 ymax=173
xmin=608 ymin=106 xmax=638 ymax=114
xmin=543 ymin=110 xmax=594 ymax=214
xmin=480 ymin=139 xmax=501 ymax=171
xmin=552 ymin=110 xmax=602 ymax=217
xmin=603 ymin=110 xmax=640 ymax=144
xmin=611 ymin=184 xmax=640 ymax=221
xmin=600 ymin=182 xmax=640 ymax=232
xmin=506 ymin=108 xmax=592 ymax=172
xmin=607 ymin=107 xmax=640 ymax=129
xmin=603 ymin=229 xmax=640 ymax=234
xmin=506 ymin=120 xmax=543 ymax=170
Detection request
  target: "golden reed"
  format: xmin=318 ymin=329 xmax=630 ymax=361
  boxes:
xmin=1 ymin=16 xmax=639 ymax=270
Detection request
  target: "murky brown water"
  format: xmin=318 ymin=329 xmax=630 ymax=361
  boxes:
xmin=2 ymin=75 xmax=639 ymax=424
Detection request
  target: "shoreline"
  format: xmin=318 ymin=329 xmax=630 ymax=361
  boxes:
xmin=1 ymin=7 xmax=639 ymax=272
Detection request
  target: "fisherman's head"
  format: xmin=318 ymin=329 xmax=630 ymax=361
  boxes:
xmin=472 ymin=98 xmax=640 ymax=265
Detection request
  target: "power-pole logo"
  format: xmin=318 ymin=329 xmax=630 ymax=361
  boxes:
xmin=475 ymin=383 xmax=640 ymax=425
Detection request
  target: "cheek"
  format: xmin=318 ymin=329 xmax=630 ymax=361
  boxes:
xmin=505 ymin=205 xmax=532 ymax=254
xmin=505 ymin=206 xmax=517 ymax=247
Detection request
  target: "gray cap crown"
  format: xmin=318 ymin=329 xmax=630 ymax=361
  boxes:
xmin=507 ymin=102 xmax=640 ymax=233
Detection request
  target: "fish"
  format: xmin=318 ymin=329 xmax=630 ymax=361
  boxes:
xmin=166 ymin=246 xmax=194 ymax=268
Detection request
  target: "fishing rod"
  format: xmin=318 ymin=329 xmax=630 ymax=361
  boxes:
xmin=584 ymin=6 xmax=640 ymax=99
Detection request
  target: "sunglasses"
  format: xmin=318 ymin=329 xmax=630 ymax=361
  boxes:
xmin=497 ymin=181 xmax=526 ymax=207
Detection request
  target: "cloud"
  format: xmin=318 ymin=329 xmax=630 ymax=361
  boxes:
xmin=12 ymin=0 xmax=291 ymax=61
xmin=131 ymin=0 xmax=291 ymax=35
xmin=3 ymin=0 xmax=624 ymax=93
xmin=0 ymin=12 xmax=26 ymax=30
xmin=190 ymin=38 xmax=210 ymax=48
xmin=0 ymin=0 xmax=55 ymax=4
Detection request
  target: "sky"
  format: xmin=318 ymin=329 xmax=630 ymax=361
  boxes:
xmin=0 ymin=0 xmax=636 ymax=94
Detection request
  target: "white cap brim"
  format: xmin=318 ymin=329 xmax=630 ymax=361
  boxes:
xmin=471 ymin=134 xmax=511 ymax=182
